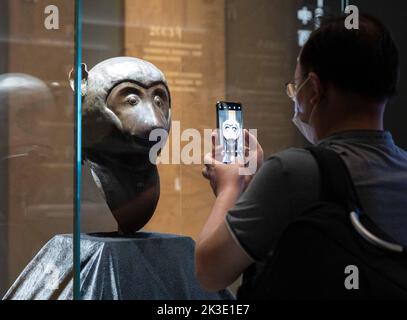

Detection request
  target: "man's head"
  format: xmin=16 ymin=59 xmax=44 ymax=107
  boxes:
xmin=290 ymin=14 xmax=399 ymax=142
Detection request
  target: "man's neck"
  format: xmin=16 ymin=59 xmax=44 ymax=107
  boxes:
xmin=318 ymin=119 xmax=384 ymax=141
xmin=314 ymin=98 xmax=385 ymax=141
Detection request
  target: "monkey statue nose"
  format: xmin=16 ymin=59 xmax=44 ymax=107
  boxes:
xmin=135 ymin=104 xmax=168 ymax=139
xmin=137 ymin=121 xmax=166 ymax=140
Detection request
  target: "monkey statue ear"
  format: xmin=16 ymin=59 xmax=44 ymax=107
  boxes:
xmin=68 ymin=63 xmax=89 ymax=96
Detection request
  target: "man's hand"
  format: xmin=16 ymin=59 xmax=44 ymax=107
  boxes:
xmin=197 ymin=129 xmax=262 ymax=291
xmin=202 ymin=129 xmax=264 ymax=197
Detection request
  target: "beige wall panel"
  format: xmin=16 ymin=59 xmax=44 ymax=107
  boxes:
xmin=124 ymin=0 xmax=226 ymax=238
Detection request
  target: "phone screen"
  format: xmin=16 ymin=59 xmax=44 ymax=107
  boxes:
xmin=216 ymin=101 xmax=244 ymax=164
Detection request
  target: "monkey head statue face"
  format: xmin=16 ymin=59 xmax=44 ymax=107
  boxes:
xmin=107 ymin=81 xmax=170 ymax=141
xmin=81 ymin=57 xmax=171 ymax=155
xmin=72 ymin=57 xmax=172 ymax=235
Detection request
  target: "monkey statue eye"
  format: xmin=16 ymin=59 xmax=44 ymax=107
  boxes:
xmin=153 ymin=95 xmax=164 ymax=108
xmin=127 ymin=95 xmax=140 ymax=106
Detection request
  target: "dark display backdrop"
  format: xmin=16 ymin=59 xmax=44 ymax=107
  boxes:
xmin=83 ymin=0 xmax=124 ymax=68
xmin=351 ymin=0 xmax=407 ymax=149
xmin=225 ymin=0 xmax=342 ymax=155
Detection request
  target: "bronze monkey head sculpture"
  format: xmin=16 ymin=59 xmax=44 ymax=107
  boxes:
xmin=75 ymin=57 xmax=171 ymax=235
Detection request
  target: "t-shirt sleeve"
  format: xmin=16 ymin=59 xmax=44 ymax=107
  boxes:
xmin=225 ymin=149 xmax=320 ymax=261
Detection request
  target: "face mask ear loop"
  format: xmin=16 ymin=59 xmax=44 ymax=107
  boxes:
xmin=308 ymin=101 xmax=318 ymax=128
xmin=297 ymin=74 xmax=323 ymax=128
xmin=309 ymin=81 xmax=327 ymax=133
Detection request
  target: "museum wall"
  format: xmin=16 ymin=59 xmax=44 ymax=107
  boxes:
xmin=225 ymin=0 xmax=302 ymax=154
xmin=123 ymin=0 xmax=227 ymax=237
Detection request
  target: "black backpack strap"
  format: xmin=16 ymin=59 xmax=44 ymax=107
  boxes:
xmin=306 ymin=146 xmax=362 ymax=213
xmin=307 ymin=146 xmax=405 ymax=253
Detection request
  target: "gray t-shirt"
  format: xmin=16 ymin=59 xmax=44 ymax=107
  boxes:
xmin=226 ymin=130 xmax=407 ymax=261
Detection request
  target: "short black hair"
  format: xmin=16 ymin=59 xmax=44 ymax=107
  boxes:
xmin=300 ymin=13 xmax=399 ymax=101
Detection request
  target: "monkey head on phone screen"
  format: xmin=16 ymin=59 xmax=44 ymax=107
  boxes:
xmin=222 ymin=119 xmax=241 ymax=163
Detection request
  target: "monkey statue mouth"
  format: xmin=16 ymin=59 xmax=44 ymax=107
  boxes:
xmin=116 ymin=132 xmax=163 ymax=155
xmin=84 ymin=127 xmax=167 ymax=157
xmin=128 ymin=128 xmax=168 ymax=150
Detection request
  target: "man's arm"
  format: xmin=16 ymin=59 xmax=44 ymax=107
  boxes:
xmin=196 ymin=143 xmax=320 ymax=292
xmin=196 ymin=130 xmax=262 ymax=292
xmin=195 ymin=186 xmax=254 ymax=292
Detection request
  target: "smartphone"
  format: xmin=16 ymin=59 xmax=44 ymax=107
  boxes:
xmin=216 ymin=101 xmax=244 ymax=164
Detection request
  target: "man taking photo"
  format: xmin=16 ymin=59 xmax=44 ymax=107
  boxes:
xmin=197 ymin=14 xmax=407 ymax=297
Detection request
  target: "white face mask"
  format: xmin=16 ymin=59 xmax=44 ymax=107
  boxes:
xmin=292 ymin=99 xmax=317 ymax=145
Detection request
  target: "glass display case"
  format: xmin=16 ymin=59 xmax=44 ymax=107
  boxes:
xmin=0 ymin=0 xmax=76 ymax=297
xmin=2 ymin=0 xmax=406 ymax=300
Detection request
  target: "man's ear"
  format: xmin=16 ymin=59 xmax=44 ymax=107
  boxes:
xmin=68 ymin=63 xmax=89 ymax=96
xmin=308 ymin=72 xmax=323 ymax=106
